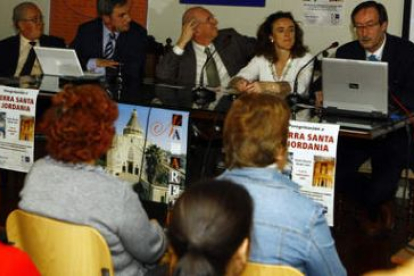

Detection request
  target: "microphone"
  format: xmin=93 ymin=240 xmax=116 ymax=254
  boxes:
xmin=288 ymin=41 xmax=339 ymax=108
xmin=192 ymin=35 xmax=232 ymax=105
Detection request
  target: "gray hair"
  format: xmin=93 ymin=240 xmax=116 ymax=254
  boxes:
xmin=97 ymin=0 xmax=128 ymax=17
xmin=13 ymin=2 xmax=40 ymax=28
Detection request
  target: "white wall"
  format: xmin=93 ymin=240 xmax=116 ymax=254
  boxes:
xmin=0 ymin=0 xmax=50 ymax=39
xmin=0 ymin=0 xmax=404 ymax=54
xmin=148 ymin=0 xmax=404 ymax=54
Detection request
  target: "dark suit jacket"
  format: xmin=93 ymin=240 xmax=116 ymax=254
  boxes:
xmin=336 ymin=33 xmax=414 ymax=111
xmin=156 ymin=28 xmax=256 ymax=86
xmin=71 ymin=18 xmax=147 ymax=101
xmin=0 ymin=34 xmax=65 ymax=77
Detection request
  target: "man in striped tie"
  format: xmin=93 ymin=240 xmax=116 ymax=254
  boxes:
xmin=72 ymin=0 xmax=147 ymax=100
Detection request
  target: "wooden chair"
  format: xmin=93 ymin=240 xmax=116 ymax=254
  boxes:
xmin=6 ymin=209 xmax=114 ymax=276
xmin=242 ymin=262 xmax=304 ymax=276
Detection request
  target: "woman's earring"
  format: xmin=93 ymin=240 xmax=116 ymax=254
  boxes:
xmin=270 ymin=38 xmax=274 ymax=43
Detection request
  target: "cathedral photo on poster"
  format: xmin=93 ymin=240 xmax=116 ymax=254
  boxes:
xmin=102 ymin=104 xmax=189 ymax=205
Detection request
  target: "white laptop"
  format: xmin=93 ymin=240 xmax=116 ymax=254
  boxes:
xmin=322 ymin=57 xmax=388 ymax=118
xmin=34 ymin=46 xmax=102 ymax=78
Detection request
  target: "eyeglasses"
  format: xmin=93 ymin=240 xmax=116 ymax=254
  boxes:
xmin=20 ymin=16 xmax=43 ymax=24
xmin=354 ymin=22 xmax=380 ymax=31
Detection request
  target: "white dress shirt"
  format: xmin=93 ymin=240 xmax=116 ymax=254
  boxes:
xmin=15 ymin=35 xmax=41 ymax=77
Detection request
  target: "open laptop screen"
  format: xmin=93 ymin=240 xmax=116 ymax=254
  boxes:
xmin=322 ymin=58 xmax=388 ymax=118
xmin=34 ymin=46 xmax=84 ymax=77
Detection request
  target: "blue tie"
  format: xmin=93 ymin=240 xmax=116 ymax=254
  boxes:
xmin=368 ymin=54 xmax=379 ymax=61
xmin=104 ymin=33 xmax=116 ymax=59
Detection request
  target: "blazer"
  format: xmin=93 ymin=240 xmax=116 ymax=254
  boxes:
xmin=71 ymin=18 xmax=147 ymax=101
xmin=336 ymin=33 xmax=414 ymax=111
xmin=156 ymin=28 xmax=256 ymax=86
xmin=0 ymin=34 xmax=66 ymax=77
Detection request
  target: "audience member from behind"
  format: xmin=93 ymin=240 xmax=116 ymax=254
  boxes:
xmin=218 ymin=93 xmax=346 ymax=276
xmin=156 ymin=6 xmax=256 ymax=88
xmin=168 ymin=179 xmax=253 ymax=276
xmin=230 ymin=12 xmax=313 ymax=95
xmin=0 ymin=2 xmax=65 ymax=77
xmin=18 ymin=84 xmax=166 ymax=276
xmin=0 ymin=238 xmax=40 ymax=275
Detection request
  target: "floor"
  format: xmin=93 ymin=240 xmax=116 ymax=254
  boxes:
xmin=1 ymin=169 xmax=413 ymax=276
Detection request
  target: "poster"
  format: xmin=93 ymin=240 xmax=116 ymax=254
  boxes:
xmin=287 ymin=120 xmax=340 ymax=226
xmin=103 ymin=103 xmax=189 ymax=206
xmin=302 ymin=0 xmax=344 ymax=26
xmin=180 ymin=0 xmax=265 ymax=7
xmin=0 ymin=85 xmax=38 ymax=172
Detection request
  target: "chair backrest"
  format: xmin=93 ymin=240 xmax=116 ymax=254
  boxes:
xmin=242 ymin=262 xmax=304 ymax=276
xmin=6 ymin=209 xmax=114 ymax=276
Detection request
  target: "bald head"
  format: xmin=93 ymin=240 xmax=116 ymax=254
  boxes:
xmin=182 ymin=6 xmax=218 ymax=45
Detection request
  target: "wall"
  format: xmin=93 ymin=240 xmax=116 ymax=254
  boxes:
xmin=0 ymin=0 xmax=405 ymax=54
xmin=147 ymin=0 xmax=404 ymax=54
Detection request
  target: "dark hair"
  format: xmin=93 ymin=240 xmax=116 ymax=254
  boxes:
xmin=13 ymin=2 xmax=40 ymax=28
xmin=256 ymin=11 xmax=308 ymax=62
xmin=223 ymin=93 xmax=290 ymax=169
xmin=39 ymin=84 xmax=118 ymax=163
xmin=351 ymin=1 xmax=388 ymax=25
xmin=168 ymin=179 xmax=253 ymax=276
xmin=97 ymin=0 xmax=128 ymax=17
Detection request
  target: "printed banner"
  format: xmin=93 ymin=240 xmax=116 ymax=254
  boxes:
xmin=0 ymin=85 xmax=38 ymax=172
xmin=103 ymin=104 xmax=190 ymax=205
xmin=286 ymin=120 xmax=340 ymax=226
xmin=180 ymin=0 xmax=265 ymax=7
xmin=302 ymin=0 xmax=344 ymax=26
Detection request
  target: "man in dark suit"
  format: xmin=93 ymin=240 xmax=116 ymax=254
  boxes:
xmin=0 ymin=2 xmax=65 ymax=77
xmin=71 ymin=0 xmax=147 ymax=102
xmin=156 ymin=6 xmax=256 ymax=88
xmin=335 ymin=1 xmax=414 ymax=236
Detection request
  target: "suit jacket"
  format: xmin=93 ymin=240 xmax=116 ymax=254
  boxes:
xmin=156 ymin=28 xmax=256 ymax=86
xmin=336 ymin=33 xmax=414 ymax=111
xmin=71 ymin=18 xmax=147 ymax=102
xmin=0 ymin=34 xmax=65 ymax=77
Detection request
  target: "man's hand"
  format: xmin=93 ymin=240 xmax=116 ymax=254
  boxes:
xmin=96 ymin=59 xmax=119 ymax=68
xmin=176 ymin=19 xmax=198 ymax=50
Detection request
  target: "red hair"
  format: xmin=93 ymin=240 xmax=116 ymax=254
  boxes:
xmin=39 ymin=84 xmax=118 ymax=163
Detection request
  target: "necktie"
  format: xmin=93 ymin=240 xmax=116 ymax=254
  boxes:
xmin=104 ymin=33 xmax=116 ymax=59
xmin=20 ymin=41 xmax=36 ymax=76
xmin=204 ymin=47 xmax=220 ymax=87
xmin=368 ymin=54 xmax=379 ymax=61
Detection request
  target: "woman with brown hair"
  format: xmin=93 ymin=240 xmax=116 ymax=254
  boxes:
xmin=218 ymin=93 xmax=346 ymax=276
xmin=19 ymin=84 xmax=166 ymax=276
xmin=231 ymin=12 xmax=313 ymax=95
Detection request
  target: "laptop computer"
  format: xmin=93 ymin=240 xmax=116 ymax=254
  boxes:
xmin=322 ymin=57 xmax=388 ymax=119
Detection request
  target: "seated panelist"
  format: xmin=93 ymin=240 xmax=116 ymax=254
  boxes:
xmin=0 ymin=2 xmax=65 ymax=78
xmin=230 ymin=12 xmax=313 ymax=96
xmin=156 ymin=6 xmax=256 ymax=89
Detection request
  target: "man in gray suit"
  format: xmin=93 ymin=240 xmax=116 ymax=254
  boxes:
xmin=156 ymin=6 xmax=256 ymax=88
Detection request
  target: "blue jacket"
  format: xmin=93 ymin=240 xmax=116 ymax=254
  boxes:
xmin=218 ymin=167 xmax=346 ymax=276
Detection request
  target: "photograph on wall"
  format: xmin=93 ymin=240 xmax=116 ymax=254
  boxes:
xmin=180 ymin=0 xmax=265 ymax=7
xmin=101 ymin=103 xmax=190 ymax=206
xmin=0 ymin=85 xmax=38 ymax=172
xmin=286 ymin=120 xmax=340 ymax=226
xmin=302 ymin=0 xmax=344 ymax=26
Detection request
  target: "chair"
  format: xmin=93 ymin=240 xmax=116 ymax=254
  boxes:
xmin=6 ymin=209 xmax=114 ymax=276
xmin=242 ymin=262 xmax=304 ymax=276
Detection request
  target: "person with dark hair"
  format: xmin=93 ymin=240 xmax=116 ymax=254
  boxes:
xmin=168 ymin=179 xmax=253 ymax=276
xmin=19 ymin=84 xmax=166 ymax=276
xmin=71 ymin=0 xmax=147 ymax=101
xmin=334 ymin=0 xmax=414 ymax=236
xmin=218 ymin=93 xmax=346 ymax=276
xmin=0 ymin=239 xmax=40 ymax=276
xmin=0 ymin=2 xmax=65 ymax=77
xmin=230 ymin=11 xmax=312 ymax=95
xmin=156 ymin=6 xmax=256 ymax=88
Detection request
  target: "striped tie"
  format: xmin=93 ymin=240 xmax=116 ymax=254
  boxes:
xmin=104 ymin=33 xmax=116 ymax=59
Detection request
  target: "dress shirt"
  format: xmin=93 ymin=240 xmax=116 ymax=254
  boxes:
xmin=365 ymin=35 xmax=386 ymax=60
xmin=86 ymin=25 xmax=119 ymax=74
xmin=15 ymin=35 xmax=41 ymax=77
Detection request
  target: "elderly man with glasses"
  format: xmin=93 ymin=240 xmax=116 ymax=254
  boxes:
xmin=0 ymin=2 xmax=65 ymax=77
xmin=156 ymin=6 xmax=256 ymax=88
xmin=334 ymin=1 xmax=414 ymax=236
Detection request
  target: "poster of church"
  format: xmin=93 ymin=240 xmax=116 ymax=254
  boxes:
xmin=104 ymin=103 xmax=189 ymax=205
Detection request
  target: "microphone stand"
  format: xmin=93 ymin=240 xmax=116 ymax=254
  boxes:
xmin=287 ymin=42 xmax=339 ymax=112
